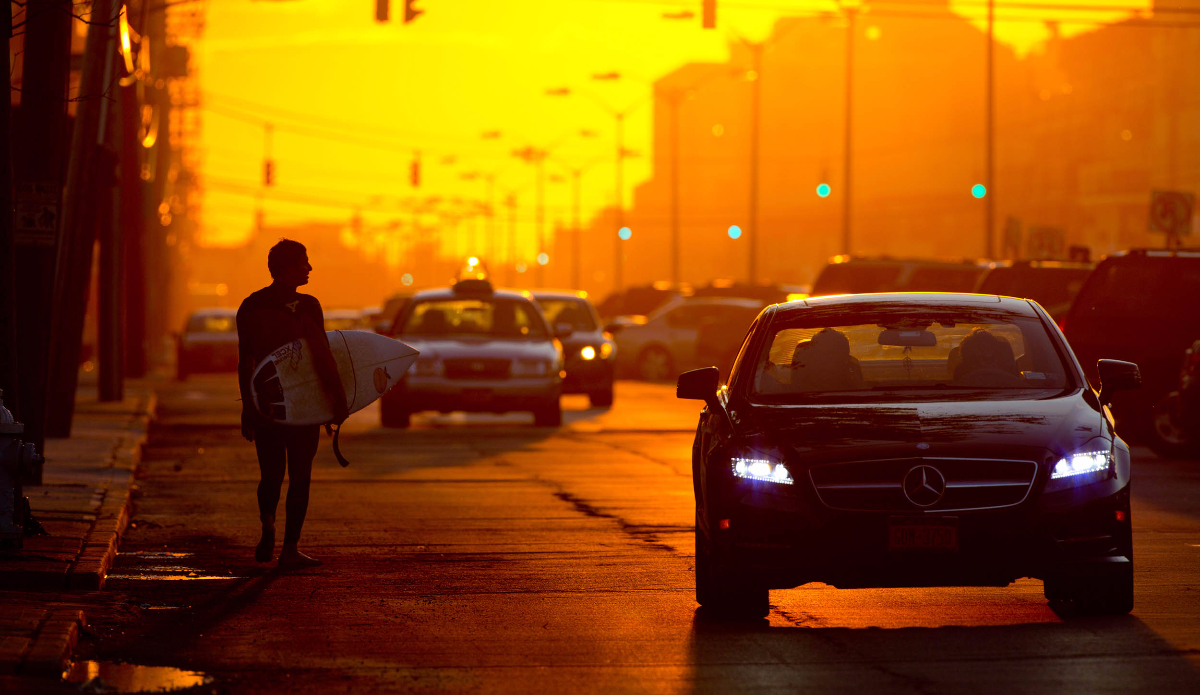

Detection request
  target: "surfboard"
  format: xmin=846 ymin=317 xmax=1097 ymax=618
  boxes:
xmin=251 ymin=330 xmax=419 ymax=426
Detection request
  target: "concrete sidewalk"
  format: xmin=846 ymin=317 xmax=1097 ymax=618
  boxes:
xmin=0 ymin=383 xmax=155 ymax=677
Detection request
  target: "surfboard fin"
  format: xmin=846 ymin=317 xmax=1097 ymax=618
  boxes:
xmin=332 ymin=423 xmax=350 ymax=468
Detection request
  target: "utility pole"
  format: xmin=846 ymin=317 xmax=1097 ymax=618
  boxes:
xmin=536 ymin=156 xmax=545 ymax=287
xmin=747 ymin=42 xmax=763 ymax=285
xmin=0 ymin=0 xmax=16 ymax=421
xmin=485 ymin=173 xmax=496 ymax=261
xmin=572 ymin=169 xmax=582 ymax=289
xmin=11 ymin=0 xmax=73 ymax=451
xmin=46 ymin=0 xmax=121 ymax=434
xmin=614 ymin=112 xmax=625 ymax=292
xmin=842 ymin=6 xmax=857 ymax=255
xmin=985 ymin=0 xmax=995 ymax=259
xmin=666 ymin=92 xmax=682 ymax=286
xmin=120 ymin=54 xmax=148 ymax=379
xmin=506 ymin=194 xmax=517 ymax=286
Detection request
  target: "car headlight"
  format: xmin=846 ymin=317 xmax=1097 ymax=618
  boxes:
xmin=513 ymin=358 xmax=551 ymax=377
xmin=580 ymin=346 xmax=596 ymax=360
xmin=731 ymin=457 xmax=793 ymax=485
xmin=1050 ymin=450 xmax=1112 ymax=480
xmin=600 ymin=342 xmax=613 ymax=359
xmin=412 ymin=357 xmax=441 ymax=376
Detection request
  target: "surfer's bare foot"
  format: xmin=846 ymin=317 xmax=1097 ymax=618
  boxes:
xmin=278 ymin=546 xmax=322 ymax=569
xmin=255 ymin=521 xmax=275 ymax=563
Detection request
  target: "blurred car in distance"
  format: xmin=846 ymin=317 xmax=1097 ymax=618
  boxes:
xmin=680 ymin=292 xmax=1140 ymax=618
xmin=323 ymin=308 xmax=370 ymax=332
xmin=381 ymin=273 xmax=565 ymax=428
xmin=975 ymin=260 xmax=1094 ymax=319
xmin=612 ymin=296 xmax=764 ymax=382
xmin=376 ymin=292 xmax=414 ymax=335
xmin=532 ymin=290 xmax=616 ymax=407
xmin=1063 ymin=249 xmax=1200 ymax=445
xmin=1150 ymin=338 xmax=1200 ymax=459
xmin=596 ymin=282 xmax=684 ymax=321
xmin=690 ymin=280 xmax=809 ymax=305
xmin=811 ymin=256 xmax=989 ymax=296
xmin=176 ymin=308 xmax=239 ymax=380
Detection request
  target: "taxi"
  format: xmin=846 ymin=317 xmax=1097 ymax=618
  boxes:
xmin=381 ymin=264 xmax=565 ymax=428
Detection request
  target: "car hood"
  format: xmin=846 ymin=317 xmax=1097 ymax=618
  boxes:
xmin=559 ymin=330 xmax=606 ymax=352
xmin=739 ymin=391 xmax=1105 ymax=464
xmin=403 ymin=337 xmax=557 ymax=361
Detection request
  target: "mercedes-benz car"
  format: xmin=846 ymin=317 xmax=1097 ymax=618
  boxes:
xmin=678 ymin=292 xmax=1141 ymax=618
xmin=381 ymin=276 xmax=565 ymax=428
xmin=531 ymin=290 xmax=616 ymax=407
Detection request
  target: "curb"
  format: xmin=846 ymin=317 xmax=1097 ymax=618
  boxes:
xmin=67 ymin=392 xmax=156 ymax=591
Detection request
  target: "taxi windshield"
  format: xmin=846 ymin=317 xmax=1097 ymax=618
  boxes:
xmin=537 ymin=298 xmax=597 ymax=332
xmin=401 ymin=298 xmax=548 ymax=339
xmin=751 ymin=306 xmax=1071 ymax=402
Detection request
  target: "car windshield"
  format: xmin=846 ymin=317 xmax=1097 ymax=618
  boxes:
xmin=325 ymin=316 xmax=364 ymax=331
xmin=537 ymin=298 xmax=597 ymax=332
xmin=187 ymin=314 xmax=236 ymax=333
xmin=750 ymin=305 xmax=1071 ymax=402
xmin=401 ymin=298 xmax=548 ymax=339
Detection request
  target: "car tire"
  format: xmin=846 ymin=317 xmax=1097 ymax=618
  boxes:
xmin=589 ymin=386 xmax=615 ymax=408
xmin=176 ymin=357 xmax=188 ymax=382
xmin=1044 ymin=562 xmax=1134 ymax=617
xmin=694 ymin=515 xmax=769 ymax=619
xmin=533 ymin=400 xmax=563 ymax=427
xmin=638 ymin=346 xmax=674 ymax=383
xmin=380 ymin=396 xmax=411 ymax=429
xmin=1147 ymin=393 xmax=1200 ymax=459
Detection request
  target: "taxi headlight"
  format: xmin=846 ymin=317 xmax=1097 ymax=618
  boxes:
xmin=580 ymin=346 xmax=596 ymax=361
xmin=513 ymin=359 xmax=550 ymax=377
xmin=731 ymin=457 xmax=793 ymax=485
xmin=412 ymin=357 xmax=441 ymax=376
xmin=599 ymin=342 xmax=614 ymax=359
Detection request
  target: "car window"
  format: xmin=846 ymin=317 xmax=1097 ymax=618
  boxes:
xmin=187 ymin=315 xmax=236 ymax=333
xmin=401 ymin=298 xmax=548 ymax=339
xmin=1072 ymin=258 xmax=1200 ymax=318
xmin=750 ymin=308 xmax=1069 ymax=402
xmin=665 ymin=304 xmax=713 ymax=328
xmin=978 ymin=267 xmax=1092 ymax=309
xmin=537 ymin=298 xmax=598 ymax=332
xmin=324 ymin=316 xmax=364 ymax=331
xmin=811 ymin=263 xmax=903 ymax=295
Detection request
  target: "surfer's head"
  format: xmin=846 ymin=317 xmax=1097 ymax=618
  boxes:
xmin=268 ymin=239 xmax=311 ymax=288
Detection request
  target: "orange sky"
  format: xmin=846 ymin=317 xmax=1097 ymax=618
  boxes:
xmin=195 ymin=0 xmax=1151 ymax=260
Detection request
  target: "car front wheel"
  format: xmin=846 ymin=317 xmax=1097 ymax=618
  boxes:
xmin=695 ymin=513 xmax=768 ymax=619
xmin=1044 ymin=561 xmax=1134 ymax=617
xmin=1148 ymin=393 xmax=1200 ymax=459
xmin=533 ymin=400 xmax=562 ymax=427
xmin=589 ymin=386 xmax=614 ymax=408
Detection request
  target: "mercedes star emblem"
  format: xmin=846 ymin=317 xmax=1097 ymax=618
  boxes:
xmin=903 ymin=465 xmax=946 ymax=507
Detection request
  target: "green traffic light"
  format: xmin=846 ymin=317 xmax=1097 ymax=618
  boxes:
xmin=972 ymin=184 xmax=987 ymax=199
xmin=816 ymin=183 xmax=831 ymax=198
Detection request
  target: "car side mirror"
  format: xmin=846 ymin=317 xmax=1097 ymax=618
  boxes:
xmin=554 ymin=323 xmax=574 ymax=339
xmin=677 ymin=367 xmax=719 ymax=405
xmin=1097 ymin=359 xmax=1140 ymax=405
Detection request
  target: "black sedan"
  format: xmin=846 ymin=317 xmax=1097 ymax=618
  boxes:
xmin=532 ymin=290 xmax=616 ymax=407
xmin=678 ymin=293 xmax=1140 ymax=618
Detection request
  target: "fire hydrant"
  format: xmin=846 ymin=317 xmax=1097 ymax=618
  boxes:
xmin=0 ymin=389 xmax=43 ymax=548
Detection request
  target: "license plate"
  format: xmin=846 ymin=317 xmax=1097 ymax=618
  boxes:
xmin=461 ymin=388 xmax=492 ymax=404
xmin=887 ymin=516 xmax=959 ymax=552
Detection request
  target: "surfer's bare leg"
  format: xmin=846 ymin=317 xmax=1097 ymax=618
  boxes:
xmin=277 ymin=425 xmax=321 ymax=568
xmin=254 ymin=427 xmax=287 ymax=562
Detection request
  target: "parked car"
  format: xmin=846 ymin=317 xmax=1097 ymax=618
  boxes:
xmin=376 ymin=292 xmax=414 ymax=335
xmin=596 ymin=283 xmax=684 ymax=321
xmin=176 ymin=308 xmax=239 ymax=380
xmin=811 ymin=256 xmax=990 ymax=296
xmin=975 ymin=260 xmax=1093 ymax=319
xmin=613 ymin=297 xmax=764 ymax=382
xmin=323 ymin=308 xmax=369 ymax=332
xmin=690 ymin=281 xmax=808 ymax=305
xmin=380 ymin=275 xmax=565 ymax=428
xmin=679 ymin=292 xmax=1141 ymax=618
xmin=1149 ymin=339 xmax=1200 ymax=459
xmin=531 ymin=290 xmax=616 ymax=407
xmin=1062 ymin=249 xmax=1200 ymax=443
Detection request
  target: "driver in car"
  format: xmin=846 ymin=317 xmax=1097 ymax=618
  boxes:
xmin=951 ymin=327 xmax=1021 ymax=386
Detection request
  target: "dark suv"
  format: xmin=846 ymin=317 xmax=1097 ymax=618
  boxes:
xmin=1062 ymin=249 xmax=1200 ymax=442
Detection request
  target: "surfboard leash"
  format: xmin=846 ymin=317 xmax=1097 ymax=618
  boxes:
xmin=332 ymin=422 xmax=351 ymax=468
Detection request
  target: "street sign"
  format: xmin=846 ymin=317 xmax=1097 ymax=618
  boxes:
xmin=1149 ymin=190 xmax=1194 ymax=239
xmin=14 ymin=181 xmax=60 ymax=247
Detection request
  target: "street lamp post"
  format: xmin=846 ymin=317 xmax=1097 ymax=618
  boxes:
xmin=614 ymin=112 xmax=625 ymax=292
xmin=842 ymin=4 xmax=857 ymax=256
xmin=985 ymin=0 xmax=995 ymax=258
xmin=747 ymin=42 xmax=763 ymax=285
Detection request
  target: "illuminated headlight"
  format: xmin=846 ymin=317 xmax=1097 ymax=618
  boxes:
xmin=1050 ymin=450 xmax=1112 ymax=480
xmin=731 ymin=457 xmax=793 ymax=485
xmin=580 ymin=346 xmax=596 ymax=361
xmin=599 ymin=342 xmax=613 ymax=359
xmin=412 ymin=357 xmax=441 ymax=376
xmin=513 ymin=359 xmax=551 ymax=377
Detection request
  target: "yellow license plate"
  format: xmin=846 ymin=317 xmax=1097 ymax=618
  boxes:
xmin=887 ymin=516 xmax=959 ymax=552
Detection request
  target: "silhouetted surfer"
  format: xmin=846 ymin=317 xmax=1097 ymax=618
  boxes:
xmin=237 ymin=239 xmax=348 ymax=568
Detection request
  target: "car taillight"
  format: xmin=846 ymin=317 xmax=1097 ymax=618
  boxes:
xmin=1057 ymin=317 xmax=1067 ymax=333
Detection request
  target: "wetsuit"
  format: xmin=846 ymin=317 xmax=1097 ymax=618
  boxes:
xmin=237 ymin=285 xmax=345 ymax=545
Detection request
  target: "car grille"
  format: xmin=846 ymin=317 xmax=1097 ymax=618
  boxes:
xmin=808 ymin=457 xmax=1038 ymax=512
xmin=443 ymin=358 xmax=511 ymax=380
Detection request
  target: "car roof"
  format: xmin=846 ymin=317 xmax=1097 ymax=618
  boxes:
xmin=778 ymin=292 xmax=1038 ymax=317
xmin=189 ymin=307 xmax=237 ymax=317
xmin=824 ymin=255 xmax=990 ymax=268
xmin=530 ymin=289 xmax=591 ymax=301
xmin=410 ymin=287 xmax=533 ymax=301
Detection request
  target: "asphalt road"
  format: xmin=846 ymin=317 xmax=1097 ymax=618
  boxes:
xmin=61 ymin=375 xmax=1200 ymax=693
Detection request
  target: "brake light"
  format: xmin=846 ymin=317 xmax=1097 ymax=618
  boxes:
xmin=1057 ymin=317 xmax=1067 ymax=333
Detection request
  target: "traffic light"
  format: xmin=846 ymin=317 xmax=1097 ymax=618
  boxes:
xmin=263 ymin=159 xmax=274 ymax=187
xmin=702 ymin=0 xmax=716 ymax=29
xmin=816 ymin=183 xmax=831 ymax=198
xmin=410 ymin=155 xmax=420 ymax=188
xmin=404 ymin=0 xmax=423 ymax=23
xmin=375 ymin=0 xmax=388 ymax=22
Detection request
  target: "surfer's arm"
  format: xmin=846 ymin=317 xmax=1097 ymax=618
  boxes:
xmin=304 ymin=298 xmax=350 ymax=424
